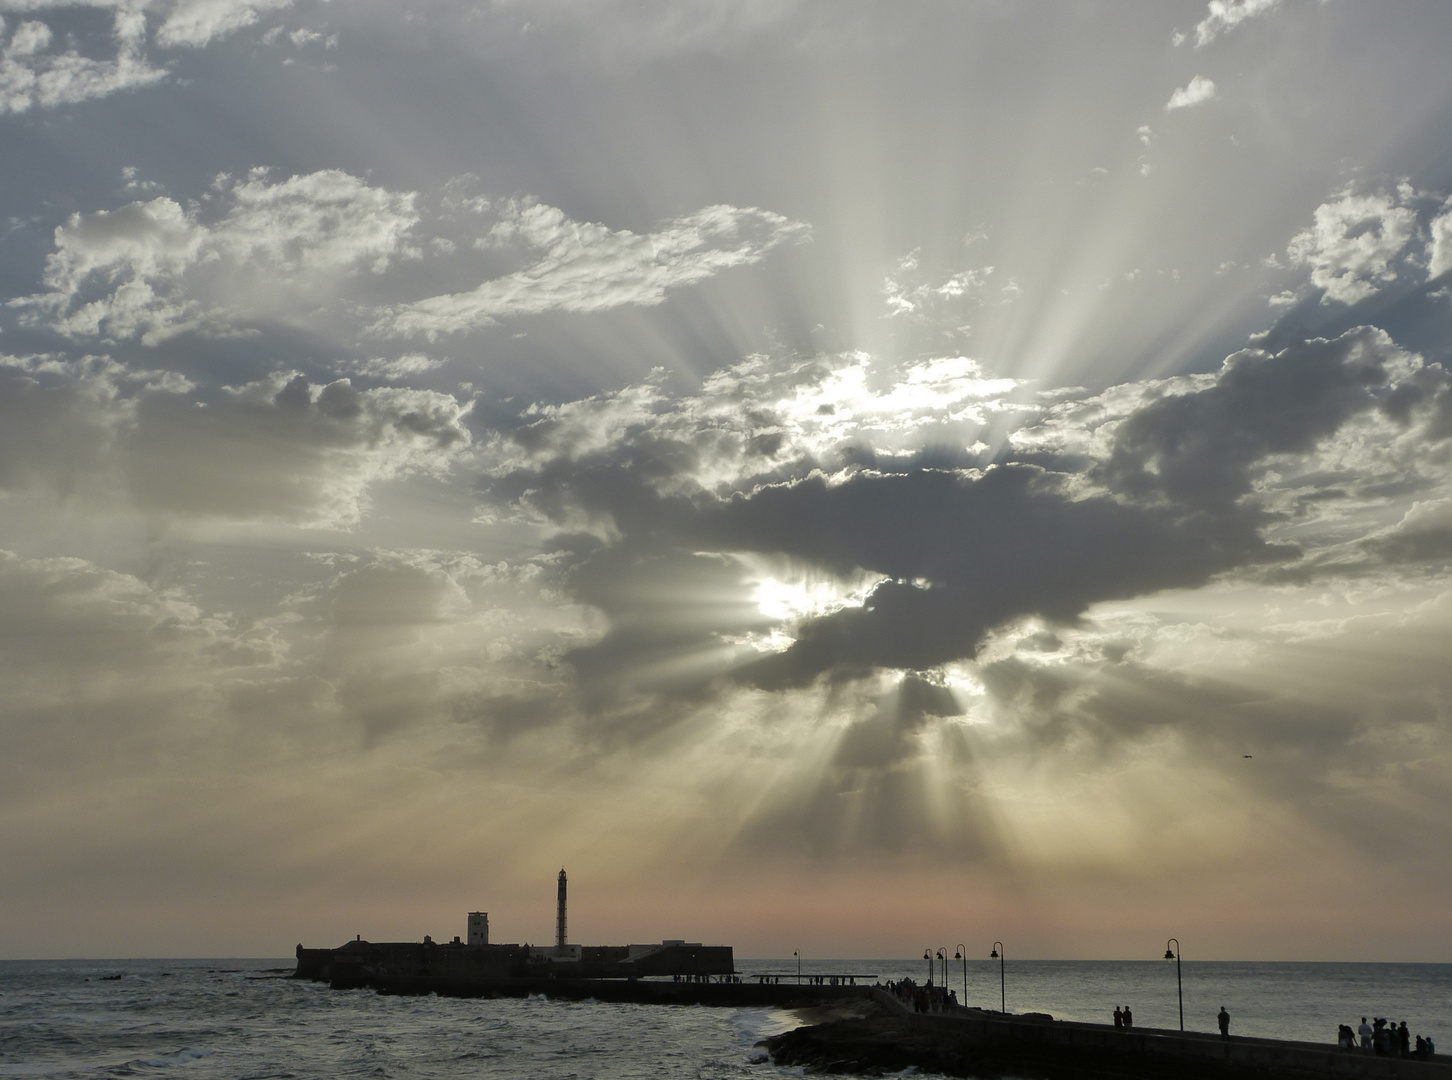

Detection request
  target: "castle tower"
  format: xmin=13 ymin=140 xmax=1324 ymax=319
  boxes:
xmin=467 ymin=911 xmax=488 ymax=946
xmin=556 ymin=869 xmax=567 ymax=948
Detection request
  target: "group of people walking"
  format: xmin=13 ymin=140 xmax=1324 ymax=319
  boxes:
xmin=884 ymin=977 xmax=958 ymax=1014
xmin=883 ymin=978 xmax=1436 ymax=1058
xmin=1340 ymin=1017 xmax=1437 ymax=1057
xmin=1113 ymin=1003 xmax=1230 ymax=1039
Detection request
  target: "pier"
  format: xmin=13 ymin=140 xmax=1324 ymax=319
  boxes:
xmin=762 ymin=990 xmax=1452 ymax=1079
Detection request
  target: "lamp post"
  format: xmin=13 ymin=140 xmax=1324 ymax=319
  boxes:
xmin=990 ymin=942 xmax=1005 ymax=1014
xmin=794 ymin=949 xmax=800 ymax=985
xmin=1164 ymin=939 xmax=1183 ymax=1032
xmin=936 ymin=948 xmax=948 ymax=989
xmin=954 ymin=944 xmax=967 ymax=1007
xmin=923 ymin=949 xmax=933 ymax=985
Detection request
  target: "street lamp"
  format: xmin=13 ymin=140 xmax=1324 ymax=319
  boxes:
xmin=794 ymin=949 xmax=800 ymax=985
xmin=954 ymin=944 xmax=967 ymax=1007
xmin=1164 ymin=939 xmax=1183 ymax=1032
xmin=990 ymin=942 xmax=1005 ymax=1014
xmin=923 ymin=949 xmax=933 ymax=985
xmin=936 ymin=948 xmax=948 ymax=989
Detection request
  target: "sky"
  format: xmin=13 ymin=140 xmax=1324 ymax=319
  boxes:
xmin=2 ymin=0 xmax=1452 ymax=962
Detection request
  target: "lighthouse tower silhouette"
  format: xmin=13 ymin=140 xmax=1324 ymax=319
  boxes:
xmin=555 ymin=869 xmax=567 ymax=949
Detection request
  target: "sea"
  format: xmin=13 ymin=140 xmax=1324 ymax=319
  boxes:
xmin=2 ymin=957 xmax=1449 ymax=1079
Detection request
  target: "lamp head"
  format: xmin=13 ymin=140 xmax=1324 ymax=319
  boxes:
xmin=990 ymin=948 xmax=999 ymax=959
xmin=955 ymin=951 xmax=962 ymax=960
xmin=1164 ymin=948 xmax=1176 ymax=960
xmin=924 ymin=950 xmax=931 ymax=960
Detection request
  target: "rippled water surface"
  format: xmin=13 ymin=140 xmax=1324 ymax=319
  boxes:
xmin=2 ymin=958 xmax=1448 ymax=1079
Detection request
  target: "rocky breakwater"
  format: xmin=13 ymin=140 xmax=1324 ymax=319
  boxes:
xmin=760 ymin=999 xmax=994 ymax=1077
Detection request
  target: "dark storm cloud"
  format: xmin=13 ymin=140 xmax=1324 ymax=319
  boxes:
xmin=488 ymin=327 xmax=1446 ymax=697
xmin=716 ymin=465 xmax=1278 ymax=688
xmin=1099 ymin=326 xmax=1410 ymax=512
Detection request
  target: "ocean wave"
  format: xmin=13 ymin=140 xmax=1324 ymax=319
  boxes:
xmin=136 ymin=1046 xmax=216 ymax=1067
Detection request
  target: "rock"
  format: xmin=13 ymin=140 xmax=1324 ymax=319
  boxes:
xmin=758 ymin=1010 xmax=981 ymax=1077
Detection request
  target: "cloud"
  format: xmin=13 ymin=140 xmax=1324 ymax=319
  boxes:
xmin=0 ymin=548 xmax=238 ymax=674
xmin=881 ymin=250 xmax=998 ymax=318
xmin=480 ymin=327 xmax=1446 ymax=700
xmin=1430 ymin=198 xmax=1452 ymax=280
xmin=0 ymin=357 xmax=123 ymax=496
xmin=1188 ymin=0 xmax=1281 ymax=47
xmin=0 ymin=1 xmax=293 ymax=112
xmin=121 ymin=374 xmax=473 ymax=528
xmin=350 ymin=353 xmax=447 ymax=380
xmin=0 ymin=352 xmax=188 ymax=498
xmin=711 ymin=465 xmax=1277 ymax=688
xmin=1097 ymin=326 xmax=1403 ymax=512
xmin=373 ymin=200 xmax=809 ymax=338
xmin=14 ymin=177 xmax=809 ymax=347
xmin=1361 ymin=499 xmax=1452 ymax=565
xmin=1165 ymin=74 xmax=1216 ymax=111
xmin=1286 ymin=183 xmax=1422 ymax=305
xmin=0 ymin=0 xmax=292 ymax=48
xmin=0 ymin=9 xmax=164 ymax=113
xmin=151 ymin=0 xmax=290 ymax=47
xmin=0 ymin=358 xmax=473 ymax=528
xmin=15 ymin=169 xmax=421 ymax=344
xmin=479 ymin=352 xmax=1021 ymax=550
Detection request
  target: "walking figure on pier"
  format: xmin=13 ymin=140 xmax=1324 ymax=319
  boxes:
xmin=1218 ymin=1006 xmax=1231 ymax=1041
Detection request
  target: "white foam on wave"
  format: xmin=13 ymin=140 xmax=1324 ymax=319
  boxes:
xmin=731 ymin=1004 xmax=805 ymax=1070
xmin=731 ymin=1005 xmax=802 ymax=1044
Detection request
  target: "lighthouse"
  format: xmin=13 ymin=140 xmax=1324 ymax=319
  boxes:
xmin=556 ymin=868 xmax=567 ymax=949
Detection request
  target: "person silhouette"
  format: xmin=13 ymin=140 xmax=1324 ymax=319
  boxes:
xmin=1218 ymin=1006 xmax=1231 ymax=1041
xmin=1123 ymin=1005 xmax=1133 ymax=1028
xmin=1114 ymin=1005 xmax=1123 ymax=1029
